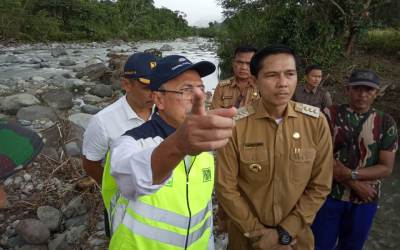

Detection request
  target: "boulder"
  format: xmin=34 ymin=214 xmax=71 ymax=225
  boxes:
xmin=89 ymin=84 xmax=113 ymax=98
xmin=51 ymin=46 xmax=68 ymax=58
xmin=4 ymin=55 xmax=23 ymax=63
xmin=15 ymin=219 xmax=50 ymax=244
xmin=75 ymin=63 xmax=108 ymax=81
xmin=0 ymin=94 xmax=41 ymax=115
xmin=37 ymin=206 xmax=62 ymax=231
xmin=68 ymin=113 xmax=92 ymax=130
xmin=59 ymin=59 xmax=76 ymax=66
xmin=62 ymin=196 xmax=88 ymax=219
xmin=83 ymin=94 xmax=102 ymax=105
xmin=160 ymin=44 xmax=173 ymax=51
xmin=41 ymin=90 xmax=73 ymax=110
xmin=81 ymin=104 xmax=101 ymax=114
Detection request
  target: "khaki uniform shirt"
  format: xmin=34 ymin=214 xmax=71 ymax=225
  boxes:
xmin=293 ymin=85 xmax=332 ymax=110
xmin=211 ymin=77 xmax=259 ymax=109
xmin=216 ymin=100 xmax=333 ymax=250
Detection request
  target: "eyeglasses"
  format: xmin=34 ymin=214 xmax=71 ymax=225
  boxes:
xmin=158 ymin=86 xmax=205 ymax=99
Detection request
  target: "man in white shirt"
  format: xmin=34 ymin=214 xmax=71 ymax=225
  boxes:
xmin=109 ymin=55 xmax=237 ymax=249
xmin=82 ymin=52 xmax=158 ymax=236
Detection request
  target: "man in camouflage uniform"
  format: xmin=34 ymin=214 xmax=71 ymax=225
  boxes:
xmin=292 ymin=64 xmax=332 ymax=109
xmin=211 ymin=45 xmax=259 ymax=109
xmin=312 ymin=69 xmax=398 ymax=250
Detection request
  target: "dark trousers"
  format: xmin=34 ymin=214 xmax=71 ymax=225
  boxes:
xmin=311 ymin=196 xmax=377 ymax=250
xmin=104 ymin=208 xmax=111 ymax=237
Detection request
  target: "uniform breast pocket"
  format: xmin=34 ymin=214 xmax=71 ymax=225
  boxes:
xmin=221 ymin=96 xmax=233 ymax=108
xmin=239 ymin=144 xmax=269 ymax=182
xmin=289 ymin=148 xmax=316 ymax=184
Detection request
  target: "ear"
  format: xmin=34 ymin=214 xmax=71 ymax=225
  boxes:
xmin=152 ymin=92 xmax=165 ymax=111
xmin=121 ymin=78 xmax=131 ymax=92
xmin=344 ymin=86 xmax=350 ymax=96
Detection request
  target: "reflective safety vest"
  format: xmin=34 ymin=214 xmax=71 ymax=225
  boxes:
xmin=101 ymin=152 xmax=118 ymax=220
xmin=109 ymin=152 xmax=215 ymax=250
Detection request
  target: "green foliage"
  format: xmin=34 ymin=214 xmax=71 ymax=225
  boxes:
xmin=0 ymin=0 xmax=23 ymax=39
xmin=217 ymin=0 xmax=398 ymax=76
xmin=217 ymin=1 xmax=344 ymax=77
xmin=361 ymin=29 xmax=400 ymax=55
xmin=0 ymin=0 xmax=193 ymax=42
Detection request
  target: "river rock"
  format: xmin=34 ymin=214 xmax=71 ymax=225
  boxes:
xmin=85 ymin=57 xmax=103 ymax=66
xmin=0 ymin=93 xmax=41 ymax=115
xmin=76 ymin=63 xmax=108 ymax=81
xmin=41 ymin=90 xmax=73 ymax=110
xmin=68 ymin=113 xmax=92 ymax=129
xmin=40 ymin=62 xmax=51 ymax=68
xmin=110 ymin=45 xmax=131 ymax=53
xmin=15 ymin=219 xmax=50 ymax=244
xmin=48 ymin=233 xmax=70 ymax=250
xmin=59 ymin=59 xmax=77 ymax=66
xmin=37 ymin=206 xmax=62 ymax=231
xmin=65 ymin=214 xmax=89 ymax=229
xmin=51 ymin=46 xmax=68 ymax=58
xmin=62 ymin=196 xmax=88 ymax=219
xmin=64 ymin=78 xmax=86 ymax=88
xmin=89 ymin=84 xmax=113 ymax=97
xmin=160 ymin=44 xmax=173 ymax=51
xmin=30 ymin=76 xmax=46 ymax=83
xmin=5 ymin=55 xmax=23 ymax=63
xmin=28 ymin=57 xmax=44 ymax=64
xmin=81 ymin=104 xmax=100 ymax=114
xmin=16 ymin=245 xmax=48 ymax=250
xmin=65 ymin=141 xmax=81 ymax=157
xmin=66 ymin=225 xmax=86 ymax=244
xmin=83 ymin=94 xmax=102 ymax=104
xmin=6 ymin=235 xmax=25 ymax=248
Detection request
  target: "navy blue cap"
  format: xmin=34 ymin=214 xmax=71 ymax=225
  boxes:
xmin=149 ymin=55 xmax=216 ymax=91
xmin=123 ymin=52 xmax=159 ymax=84
xmin=348 ymin=69 xmax=380 ymax=89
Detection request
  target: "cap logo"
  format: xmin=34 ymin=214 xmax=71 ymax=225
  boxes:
xmin=150 ymin=61 xmax=157 ymax=69
xmin=172 ymin=61 xmax=191 ymax=71
xmin=178 ymin=58 xmax=187 ymax=62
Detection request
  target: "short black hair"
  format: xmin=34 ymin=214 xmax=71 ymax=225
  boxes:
xmin=305 ymin=64 xmax=322 ymax=75
xmin=250 ymin=44 xmax=300 ymax=77
xmin=234 ymin=45 xmax=257 ymax=57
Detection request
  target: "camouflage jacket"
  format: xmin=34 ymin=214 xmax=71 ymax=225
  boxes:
xmin=324 ymin=104 xmax=398 ymax=203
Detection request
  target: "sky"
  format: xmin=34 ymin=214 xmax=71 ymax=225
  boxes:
xmin=153 ymin=0 xmax=224 ymax=27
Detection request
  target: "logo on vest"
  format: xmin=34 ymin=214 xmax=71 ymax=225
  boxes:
xmin=202 ymin=168 xmax=211 ymax=182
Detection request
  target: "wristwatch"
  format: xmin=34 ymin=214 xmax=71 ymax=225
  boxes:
xmin=276 ymin=225 xmax=292 ymax=245
xmin=351 ymin=170 xmax=359 ymax=180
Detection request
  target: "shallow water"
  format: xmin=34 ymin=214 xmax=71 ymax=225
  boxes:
xmin=0 ymin=37 xmax=220 ymax=91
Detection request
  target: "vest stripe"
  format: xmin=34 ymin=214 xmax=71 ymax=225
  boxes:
xmin=128 ymin=199 xmax=212 ymax=230
xmin=122 ymin=212 xmax=212 ymax=248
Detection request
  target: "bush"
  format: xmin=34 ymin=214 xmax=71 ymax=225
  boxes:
xmin=361 ymin=29 xmax=400 ymax=55
xmin=217 ymin=2 xmax=344 ymax=78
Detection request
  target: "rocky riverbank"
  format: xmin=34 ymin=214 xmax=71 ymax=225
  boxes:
xmin=0 ymin=38 xmax=217 ymax=250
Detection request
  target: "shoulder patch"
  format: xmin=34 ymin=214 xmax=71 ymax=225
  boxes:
xmin=295 ymin=103 xmax=320 ymax=118
xmin=219 ymin=78 xmax=233 ymax=87
xmin=234 ymin=105 xmax=255 ymax=120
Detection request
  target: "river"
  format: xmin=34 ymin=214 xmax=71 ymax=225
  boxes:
xmin=0 ymin=37 xmax=220 ymax=91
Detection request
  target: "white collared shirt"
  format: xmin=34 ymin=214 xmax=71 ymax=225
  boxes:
xmin=83 ymin=95 xmax=151 ymax=161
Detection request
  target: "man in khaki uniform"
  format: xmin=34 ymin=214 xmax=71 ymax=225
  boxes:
xmin=292 ymin=64 xmax=332 ymax=110
xmin=216 ymin=45 xmax=333 ymax=250
xmin=211 ymin=45 xmax=259 ymax=109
